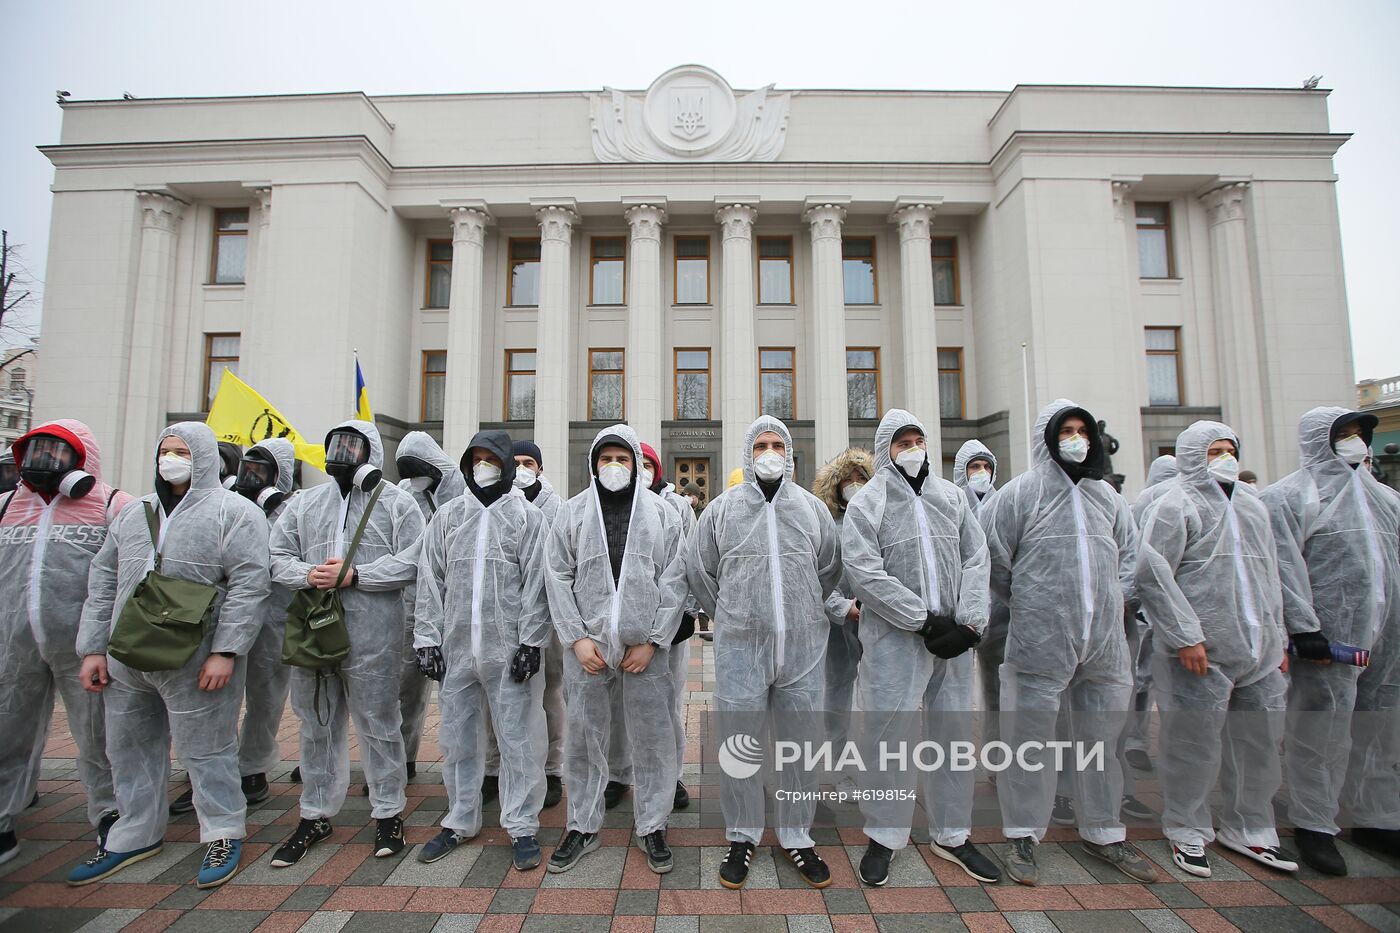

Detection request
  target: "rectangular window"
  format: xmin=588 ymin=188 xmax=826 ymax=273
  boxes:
xmin=759 ymin=347 xmax=796 ymax=420
xmin=505 ymin=350 xmax=536 ymax=421
xmin=508 ymin=239 xmax=541 ymax=307
xmin=421 ymin=351 xmax=447 ymax=421
xmin=757 ymin=236 xmax=793 ymax=304
xmin=675 ymin=348 xmax=711 ymax=420
xmin=203 ymin=333 xmax=240 ymax=410
xmin=842 ymin=236 xmax=877 ymax=305
xmin=590 ymin=237 xmax=626 ymax=305
xmin=426 ymin=240 xmax=452 ymax=309
xmin=1145 ymin=326 xmax=1183 ymax=406
xmin=1136 ymin=202 xmax=1175 ymax=278
xmin=938 ymin=348 xmax=964 ymax=419
xmin=932 ymin=236 xmax=960 ymax=305
xmin=589 ymin=349 xmax=625 ymax=420
xmin=210 ymin=208 xmax=249 ymax=285
xmin=674 ymin=236 xmax=710 ymax=305
xmin=846 ymin=348 xmax=881 ymax=420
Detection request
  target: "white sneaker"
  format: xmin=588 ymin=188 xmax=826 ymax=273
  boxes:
xmin=1172 ymin=842 xmax=1211 ymax=878
xmin=1216 ymin=832 xmax=1299 ymax=873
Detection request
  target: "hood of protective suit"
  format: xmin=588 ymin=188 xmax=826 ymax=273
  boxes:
xmin=155 ymin=421 xmax=222 ymax=503
xmin=251 ymin=437 xmax=296 ymax=497
xmin=813 ymin=447 xmax=875 ymax=519
xmin=592 ymin=426 xmax=642 ymax=484
xmin=326 ymin=418 xmax=384 ymax=469
xmin=461 ymin=428 xmax=516 ymax=498
xmin=742 ymin=415 xmax=794 ymax=484
xmin=1175 ymin=421 xmax=1240 ymax=490
xmin=13 ymin=419 xmax=106 ymax=486
xmin=873 ymin=409 xmax=928 ymax=474
xmin=1145 ymin=455 xmax=1179 ymax=489
xmin=1298 ymin=406 xmax=1378 ymax=476
xmin=397 ymin=430 xmax=466 ymax=501
xmin=1034 ymin=398 xmax=1108 ymax=481
xmin=953 ymin=439 xmax=997 ymax=490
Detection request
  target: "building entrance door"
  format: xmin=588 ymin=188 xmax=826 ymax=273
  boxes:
xmin=674 ymin=457 xmax=711 ymax=506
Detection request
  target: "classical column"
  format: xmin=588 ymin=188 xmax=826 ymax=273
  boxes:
xmin=533 ymin=203 xmax=579 ymax=474
xmin=624 ymin=201 xmax=666 ymax=448
xmin=891 ymin=199 xmax=943 ymax=463
xmin=1200 ymin=181 xmax=1271 ymax=476
xmin=119 ymin=192 xmax=184 ymax=488
xmin=716 ymin=203 xmax=758 ymax=476
xmin=443 ymin=204 xmax=492 ymax=457
xmin=804 ymin=201 xmax=850 ymax=461
xmin=240 ymin=187 xmax=274 ymax=387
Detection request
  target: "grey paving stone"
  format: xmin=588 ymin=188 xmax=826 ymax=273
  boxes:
xmin=73 ymin=908 xmax=146 ymax=933
xmin=946 ymin=885 xmax=996 ymax=912
xmin=1129 ymin=910 xmax=1193 ymax=933
xmin=655 ymin=918 xmax=700 ymax=933
xmin=406 ymin=809 xmax=443 ymax=826
xmin=345 ymin=848 xmax=410 ymax=884
xmin=0 ymin=839 xmax=62 ymax=879
xmin=165 ymin=910 xmax=270 ymax=933
xmin=874 ymin=915 xmax=969 ymax=933
xmin=0 ymin=908 xmax=103 ymax=933
xmin=342 ymin=914 xmax=440 ymax=933
xmin=1144 ymin=884 xmax=1206 ymax=909
xmin=295 ymin=911 xmax=355 ymax=933
xmin=430 ymin=917 xmax=483 ymax=933
xmin=660 ymin=843 xmax=702 ymax=889
xmin=385 ymin=844 xmax=481 ymax=885
xmin=282 ymin=885 xmax=337 ymax=911
xmin=539 ymin=844 xmax=625 ymax=888
xmin=1215 ymin=907 xmax=1329 ymax=933
xmin=156 ymin=884 xmax=214 ymax=910
xmin=1045 ymin=911 xmax=1150 ymax=933
xmin=615 ymin=889 xmax=660 ymax=914
xmin=521 ymin=918 xmax=611 ymax=933
xmin=461 ymin=845 xmax=514 ymax=888
xmin=1342 ymin=903 xmax=1400 ymax=929
xmin=699 ymin=919 xmax=787 ymax=933
xmin=700 ymin=845 xmax=779 ymax=889
xmin=231 ymin=840 xmax=335 ymax=884
xmin=1264 ymin=878 xmax=1331 ymax=906
xmin=153 ymin=844 xmax=213 ymax=886
xmin=823 ymin=887 xmax=871 ymax=914
xmin=787 ymin=916 xmax=835 ymax=933
xmin=1006 ymin=912 xmax=1060 ymax=933
xmin=488 ymin=889 xmax=536 ymax=913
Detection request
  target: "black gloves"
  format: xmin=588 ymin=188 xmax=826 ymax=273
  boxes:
xmin=672 ymin=612 xmax=697 ymax=646
xmin=920 ymin=612 xmax=959 ymax=641
xmin=920 ymin=612 xmax=981 ymax=659
xmin=1290 ymin=630 xmax=1332 ymax=662
xmin=510 ymin=644 xmax=542 ymax=682
xmin=416 ymin=646 xmax=445 ymax=682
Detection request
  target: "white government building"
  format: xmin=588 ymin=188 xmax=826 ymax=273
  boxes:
xmin=35 ymin=65 xmax=1356 ymax=498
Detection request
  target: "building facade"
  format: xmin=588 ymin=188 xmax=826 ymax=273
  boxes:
xmin=36 ymin=66 xmax=1357 ymax=497
xmin=0 ymin=348 xmax=38 ymax=450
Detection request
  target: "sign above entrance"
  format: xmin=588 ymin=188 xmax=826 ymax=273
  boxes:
xmin=589 ymin=65 xmax=791 ymax=163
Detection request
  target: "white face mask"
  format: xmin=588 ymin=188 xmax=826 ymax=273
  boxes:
xmin=642 ymin=468 xmax=654 ymax=488
xmin=753 ymin=450 xmax=786 ymax=482
xmin=1335 ymin=435 xmax=1368 ymax=465
xmin=472 ymin=462 xmax=501 ymax=487
xmin=598 ymin=462 xmax=631 ymax=492
xmin=513 ymin=466 xmax=537 ymax=489
xmin=1059 ymin=435 xmax=1089 ymax=464
xmin=409 ymin=476 xmax=434 ymax=493
xmin=157 ymin=454 xmax=192 ymax=485
xmin=895 ymin=447 xmax=926 ymax=478
xmin=1207 ymin=452 xmax=1239 ymax=485
xmin=969 ymin=472 xmax=993 ymax=494
xmin=840 ymin=482 xmax=864 ymax=503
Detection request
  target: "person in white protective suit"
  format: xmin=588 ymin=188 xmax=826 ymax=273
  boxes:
xmin=687 ymin=415 xmax=842 ymax=890
xmin=979 ymin=400 xmax=1157 ymax=886
xmin=544 ymin=426 xmax=688 ymax=875
xmin=413 ymin=429 xmax=550 ymax=872
xmin=70 ymin=423 xmax=270 ymax=889
xmin=841 ymin=411 xmax=1002 ymax=886
xmin=1262 ymin=408 xmax=1400 ymax=875
xmin=0 ymin=422 xmax=129 ymax=868
xmin=1135 ymin=421 xmax=1299 ymax=878
xmin=953 ymin=441 xmax=1009 ymax=752
xmin=812 ymin=447 xmax=875 ymax=789
xmin=268 ymin=421 xmax=423 ymax=868
xmin=394 ymin=431 xmax=466 ymax=784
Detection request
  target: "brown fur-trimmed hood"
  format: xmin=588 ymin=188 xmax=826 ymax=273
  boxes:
xmin=812 ymin=447 xmax=876 ymax=518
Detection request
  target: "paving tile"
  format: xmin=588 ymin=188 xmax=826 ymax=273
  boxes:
xmin=824 ymin=887 xmax=872 ymax=914
xmin=462 ymin=846 xmax=515 ymax=889
xmin=73 ymin=908 xmax=147 ymax=933
xmin=1065 ymin=884 xmax=1164 ymax=910
xmin=430 ymin=917 xmax=484 ymax=933
xmin=990 ymin=887 xmax=1082 ymax=913
xmin=489 ymin=889 xmax=537 ymax=914
xmin=293 ymin=910 xmax=356 ymax=932
xmin=1213 ymin=907 xmax=1329 ymax=933
xmin=0 ymin=908 xmax=105 ymax=933
xmin=1298 ymin=906 xmax=1379 ymax=933
xmin=697 ymin=920 xmax=787 ymax=933
xmin=321 ymin=885 xmax=415 ymax=912
xmin=1261 ymin=879 xmax=1331 ymax=907
xmin=1129 ymin=911 xmax=1193 ymax=933
xmin=306 ymin=845 xmax=374 ymax=886
xmin=75 ymin=884 xmax=180 ymax=909
xmin=654 ymin=918 xmax=700 ymax=933
xmin=539 ymin=846 xmax=625 ymax=889
xmin=154 ymin=885 xmax=213 ymax=910
xmin=872 ymin=913 xmax=969 ymax=932
xmin=947 ymin=886 xmax=997 ymax=912
xmin=1137 ymin=841 xmax=1251 ymax=885
xmin=341 ymin=913 xmax=441 ymax=933
xmin=841 ymin=845 xmax=936 ymax=888
xmin=787 ymin=916 xmax=835 ymax=933
xmin=253 ymin=912 xmax=314 ymax=933
xmin=279 ymin=885 xmax=336 ymax=912
xmin=474 ymin=917 xmax=526 ymax=933
xmin=1303 ymin=877 xmax=1400 ymax=904
xmin=657 ymin=890 xmax=742 ymax=915
xmin=1146 ymin=885 xmax=1207 ymax=910
xmin=740 ymin=889 xmax=829 ymax=914
xmin=405 ymin=888 xmax=496 ymax=913
xmin=616 ymin=890 xmax=661 ymax=914
xmin=1184 ymin=882 xmax=1290 ymax=908
xmin=1339 ymin=903 xmax=1400 ymax=929
xmin=1171 ymin=908 xmax=1242 ymax=933
xmin=0 ymin=839 xmax=64 ymax=880
xmin=164 ymin=910 xmax=271 ymax=932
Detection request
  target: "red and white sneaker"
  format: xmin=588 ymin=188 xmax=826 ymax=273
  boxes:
xmin=1172 ymin=842 xmax=1211 ymax=878
xmin=1216 ymin=831 xmax=1299 ymax=873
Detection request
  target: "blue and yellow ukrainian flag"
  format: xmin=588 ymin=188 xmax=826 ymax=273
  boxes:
xmin=354 ymin=354 xmax=373 ymax=422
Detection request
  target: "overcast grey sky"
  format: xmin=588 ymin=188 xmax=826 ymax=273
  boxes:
xmin=3 ymin=0 xmax=1395 ymax=379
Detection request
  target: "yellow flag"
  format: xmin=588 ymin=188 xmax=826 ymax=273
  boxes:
xmin=206 ymin=368 xmax=326 ymax=472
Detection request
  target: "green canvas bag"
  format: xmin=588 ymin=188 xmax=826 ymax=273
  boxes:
xmin=281 ymin=482 xmax=382 ymax=672
xmin=107 ymin=503 xmax=219 ymax=673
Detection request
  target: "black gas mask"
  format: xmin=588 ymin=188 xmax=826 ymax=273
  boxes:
xmin=396 ymin=455 xmax=442 ymax=495
xmin=324 ymin=430 xmax=381 ymax=495
xmin=21 ymin=435 xmax=95 ymax=499
xmin=218 ymin=442 xmax=243 ymax=491
xmin=235 ymin=448 xmax=285 ymax=513
xmin=0 ymin=451 xmax=16 ymax=494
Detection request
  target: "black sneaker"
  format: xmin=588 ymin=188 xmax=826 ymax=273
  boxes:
xmin=374 ymin=815 xmax=405 ymax=858
xmin=604 ymin=780 xmax=629 ymax=810
xmin=96 ymin=811 xmax=119 ymax=851
xmin=859 ymin=840 xmax=892 ymax=886
xmin=642 ymin=829 xmax=673 ymax=874
xmin=0 ymin=831 xmax=16 ymax=868
xmin=719 ymin=841 xmax=755 ymax=889
xmin=1294 ymin=828 xmax=1347 ymax=876
xmin=242 ymin=774 xmax=269 ymax=805
xmin=784 ymin=847 xmax=832 ymax=888
xmin=673 ymin=781 xmax=690 ymax=810
xmin=1125 ymin=749 xmax=1153 ymax=772
xmin=407 ymin=761 xmax=417 ymax=780
xmin=1051 ymin=795 xmax=1076 ymax=826
xmin=1351 ymin=827 xmax=1400 ymax=859
xmin=290 ymin=766 xmax=301 ymax=783
xmin=547 ymin=830 xmax=600 ymax=873
xmin=543 ymin=775 xmax=563 ymax=809
xmin=271 ymin=817 xmax=333 ymax=868
xmin=481 ymin=775 xmax=499 ymax=805
xmin=168 ymin=787 xmax=195 ymax=816
xmin=511 ymin=834 xmax=541 ymax=871
xmin=28 ymin=793 xmax=39 ymax=809
xmin=1120 ymin=795 xmax=1154 ymax=820
xmin=1172 ymin=842 xmax=1211 ymax=878
xmin=930 ymin=840 xmax=1002 ymax=883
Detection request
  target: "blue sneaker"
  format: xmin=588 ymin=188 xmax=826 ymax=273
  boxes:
xmin=419 ymin=828 xmax=471 ymax=864
xmin=196 ymin=839 xmax=241 ymax=889
xmin=511 ymin=834 xmax=541 ymax=871
xmin=67 ymin=842 xmax=163 ymax=886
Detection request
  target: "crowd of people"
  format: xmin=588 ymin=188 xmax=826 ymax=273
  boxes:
xmin=0 ymin=398 xmax=1395 ymax=894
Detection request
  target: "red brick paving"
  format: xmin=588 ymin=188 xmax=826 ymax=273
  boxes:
xmin=402 ymin=887 xmax=496 ymax=912
xmin=1184 ymin=879 xmax=1290 ymax=907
